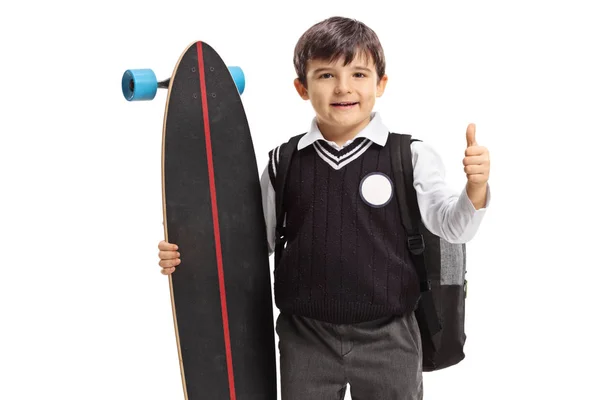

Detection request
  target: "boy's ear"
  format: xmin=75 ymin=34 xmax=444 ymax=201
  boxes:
xmin=294 ymin=78 xmax=310 ymax=100
xmin=376 ymin=74 xmax=388 ymax=97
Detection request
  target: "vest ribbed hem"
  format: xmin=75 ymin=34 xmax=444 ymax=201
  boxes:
xmin=274 ymin=296 xmax=419 ymax=325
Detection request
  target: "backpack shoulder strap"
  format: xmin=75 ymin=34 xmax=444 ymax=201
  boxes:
xmin=269 ymin=133 xmax=304 ymax=266
xmin=389 ymin=132 xmax=442 ymax=338
xmin=388 ymin=133 xmax=426 ymax=267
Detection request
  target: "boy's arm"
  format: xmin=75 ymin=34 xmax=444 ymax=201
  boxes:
xmin=410 ymin=136 xmax=490 ymax=244
xmin=260 ymin=164 xmax=277 ymax=256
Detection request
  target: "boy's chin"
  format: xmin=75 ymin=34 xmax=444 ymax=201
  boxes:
xmin=330 ymin=116 xmax=370 ymax=129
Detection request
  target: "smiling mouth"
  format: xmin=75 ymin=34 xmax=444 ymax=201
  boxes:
xmin=331 ymin=102 xmax=358 ymax=107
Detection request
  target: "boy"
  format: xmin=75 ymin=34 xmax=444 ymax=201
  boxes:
xmin=158 ymin=16 xmax=490 ymax=399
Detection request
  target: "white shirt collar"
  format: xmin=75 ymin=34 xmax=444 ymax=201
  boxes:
xmin=297 ymin=112 xmax=389 ymax=150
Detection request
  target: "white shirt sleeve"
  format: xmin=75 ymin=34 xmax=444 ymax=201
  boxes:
xmin=260 ymin=164 xmax=277 ymax=256
xmin=411 ymin=140 xmax=490 ymax=244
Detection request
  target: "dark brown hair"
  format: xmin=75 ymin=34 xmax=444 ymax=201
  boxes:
xmin=293 ymin=16 xmax=386 ymax=86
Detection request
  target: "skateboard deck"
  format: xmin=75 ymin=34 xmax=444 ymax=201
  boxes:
xmin=122 ymin=41 xmax=277 ymax=399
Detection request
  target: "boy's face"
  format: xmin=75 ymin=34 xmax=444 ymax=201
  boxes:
xmin=294 ymin=53 xmax=387 ymax=137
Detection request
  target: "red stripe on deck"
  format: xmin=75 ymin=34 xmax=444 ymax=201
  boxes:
xmin=196 ymin=42 xmax=236 ymax=400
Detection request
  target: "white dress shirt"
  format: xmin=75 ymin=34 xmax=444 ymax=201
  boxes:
xmin=260 ymin=112 xmax=490 ymax=255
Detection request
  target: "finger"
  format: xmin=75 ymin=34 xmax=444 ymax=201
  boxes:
xmin=463 ymin=155 xmax=489 ymax=166
xmin=158 ymin=241 xmax=178 ymax=251
xmin=465 ymin=145 xmax=487 ymax=157
xmin=464 ymin=165 xmax=488 ymax=175
xmin=466 ymin=174 xmax=488 ymax=184
xmin=466 ymin=123 xmax=477 ymax=147
xmin=161 ymin=267 xmax=176 ymax=275
xmin=158 ymin=250 xmax=180 ymax=260
xmin=159 ymin=259 xmax=181 ymax=269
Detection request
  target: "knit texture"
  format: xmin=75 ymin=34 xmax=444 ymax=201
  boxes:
xmin=269 ymin=137 xmax=420 ymax=324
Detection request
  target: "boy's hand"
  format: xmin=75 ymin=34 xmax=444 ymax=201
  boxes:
xmin=463 ymin=123 xmax=490 ymax=187
xmin=158 ymin=240 xmax=180 ymax=275
xmin=463 ymin=123 xmax=490 ymax=209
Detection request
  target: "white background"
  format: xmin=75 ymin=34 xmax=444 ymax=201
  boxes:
xmin=1 ymin=0 xmax=598 ymax=399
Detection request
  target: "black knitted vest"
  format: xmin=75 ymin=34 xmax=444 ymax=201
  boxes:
xmin=268 ymin=136 xmax=420 ymax=324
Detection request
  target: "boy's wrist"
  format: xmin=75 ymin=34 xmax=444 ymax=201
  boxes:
xmin=466 ymin=182 xmax=488 ymax=210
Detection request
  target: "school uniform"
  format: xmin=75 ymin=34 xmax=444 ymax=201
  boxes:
xmin=259 ymin=112 xmax=490 ymax=399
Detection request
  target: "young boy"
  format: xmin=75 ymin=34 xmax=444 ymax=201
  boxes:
xmin=158 ymin=16 xmax=490 ymax=399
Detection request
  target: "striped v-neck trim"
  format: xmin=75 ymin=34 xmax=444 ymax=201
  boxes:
xmin=313 ymin=137 xmax=373 ymax=170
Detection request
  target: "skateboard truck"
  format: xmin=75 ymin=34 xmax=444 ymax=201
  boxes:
xmin=157 ymin=79 xmax=170 ymax=89
xmin=121 ymin=66 xmax=245 ymax=101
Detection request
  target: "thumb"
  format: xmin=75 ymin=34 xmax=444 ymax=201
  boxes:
xmin=466 ymin=123 xmax=477 ymax=147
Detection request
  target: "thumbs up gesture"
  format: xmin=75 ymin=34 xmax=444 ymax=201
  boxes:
xmin=463 ymin=123 xmax=490 ymax=187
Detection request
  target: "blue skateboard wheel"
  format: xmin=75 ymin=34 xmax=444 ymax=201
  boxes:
xmin=122 ymin=69 xmax=158 ymax=101
xmin=228 ymin=66 xmax=245 ymax=95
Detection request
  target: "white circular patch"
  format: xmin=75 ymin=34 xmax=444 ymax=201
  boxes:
xmin=360 ymin=173 xmax=393 ymax=208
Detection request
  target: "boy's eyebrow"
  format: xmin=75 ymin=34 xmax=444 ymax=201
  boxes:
xmin=311 ymin=67 xmax=333 ymax=75
xmin=310 ymin=65 xmax=374 ymax=75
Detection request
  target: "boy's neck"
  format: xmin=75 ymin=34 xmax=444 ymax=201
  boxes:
xmin=317 ymin=116 xmax=371 ymax=147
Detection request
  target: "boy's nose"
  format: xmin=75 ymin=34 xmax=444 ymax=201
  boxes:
xmin=334 ymin=78 xmax=352 ymax=94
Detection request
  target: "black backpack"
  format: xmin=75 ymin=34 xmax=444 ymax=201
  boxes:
xmin=273 ymin=132 xmax=468 ymax=372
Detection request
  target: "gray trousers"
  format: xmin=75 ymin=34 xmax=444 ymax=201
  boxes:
xmin=276 ymin=311 xmax=423 ymax=400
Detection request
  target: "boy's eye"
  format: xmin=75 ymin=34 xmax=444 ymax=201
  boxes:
xmin=316 ymin=72 xmax=367 ymax=79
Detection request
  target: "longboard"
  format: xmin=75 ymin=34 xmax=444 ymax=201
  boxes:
xmin=122 ymin=41 xmax=277 ymax=400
